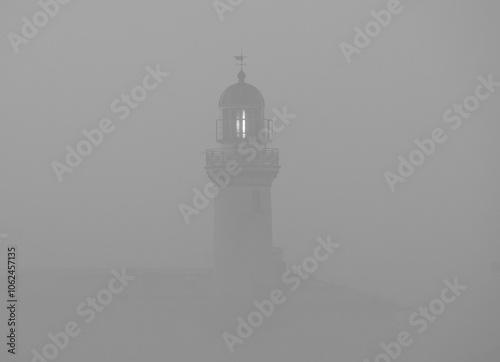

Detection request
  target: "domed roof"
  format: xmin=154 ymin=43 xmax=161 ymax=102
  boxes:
xmin=219 ymin=71 xmax=265 ymax=108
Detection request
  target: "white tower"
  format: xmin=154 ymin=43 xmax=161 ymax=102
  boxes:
xmin=206 ymin=55 xmax=280 ymax=323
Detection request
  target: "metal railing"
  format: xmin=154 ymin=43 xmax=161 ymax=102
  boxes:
xmin=205 ymin=148 xmax=279 ymax=166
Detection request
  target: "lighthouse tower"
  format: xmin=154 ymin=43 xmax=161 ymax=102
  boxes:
xmin=206 ymin=55 xmax=280 ymax=317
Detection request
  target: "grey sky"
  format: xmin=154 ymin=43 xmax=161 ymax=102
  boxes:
xmin=0 ymin=0 xmax=499 ymax=312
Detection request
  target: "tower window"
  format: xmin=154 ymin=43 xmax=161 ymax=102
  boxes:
xmin=236 ymin=109 xmax=246 ymax=139
xmin=261 ymin=119 xmax=273 ymax=141
xmin=216 ymin=119 xmax=223 ymax=141
xmin=242 ymin=109 xmax=246 ymax=138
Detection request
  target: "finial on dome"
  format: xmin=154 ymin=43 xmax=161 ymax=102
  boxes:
xmin=234 ymin=50 xmax=247 ymax=83
xmin=237 ymin=70 xmax=246 ymax=82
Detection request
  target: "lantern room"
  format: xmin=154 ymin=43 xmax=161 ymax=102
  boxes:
xmin=216 ymin=62 xmax=273 ymax=145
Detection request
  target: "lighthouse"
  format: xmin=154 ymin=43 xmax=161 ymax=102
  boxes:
xmin=206 ymin=54 xmax=281 ymax=320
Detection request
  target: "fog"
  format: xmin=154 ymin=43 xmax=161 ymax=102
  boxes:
xmin=0 ymin=0 xmax=499 ymax=361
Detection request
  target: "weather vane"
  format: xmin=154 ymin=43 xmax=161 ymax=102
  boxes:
xmin=234 ymin=50 xmax=247 ymax=71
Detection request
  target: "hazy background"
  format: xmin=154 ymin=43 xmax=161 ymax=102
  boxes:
xmin=0 ymin=2 xmax=499 ymax=355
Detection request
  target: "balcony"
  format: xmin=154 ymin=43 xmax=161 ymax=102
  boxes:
xmin=205 ymin=148 xmax=279 ymax=167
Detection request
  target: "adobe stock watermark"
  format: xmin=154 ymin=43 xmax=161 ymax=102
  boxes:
xmin=51 ymin=64 xmax=169 ymax=183
xmin=7 ymin=0 xmax=72 ymax=55
xmin=340 ymin=0 xmax=412 ymax=64
xmin=178 ymin=106 xmax=296 ymax=225
xmin=213 ymin=0 xmax=243 ymax=22
xmin=384 ymin=74 xmax=500 ymax=192
xmin=5 ymin=239 xmax=18 ymax=357
xmin=30 ymin=267 xmax=135 ymax=362
xmin=223 ymin=235 xmax=341 ymax=354
xmin=363 ymin=277 xmax=467 ymax=362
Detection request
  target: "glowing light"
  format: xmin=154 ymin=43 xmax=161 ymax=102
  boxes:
xmin=242 ymin=110 xmax=246 ymax=137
